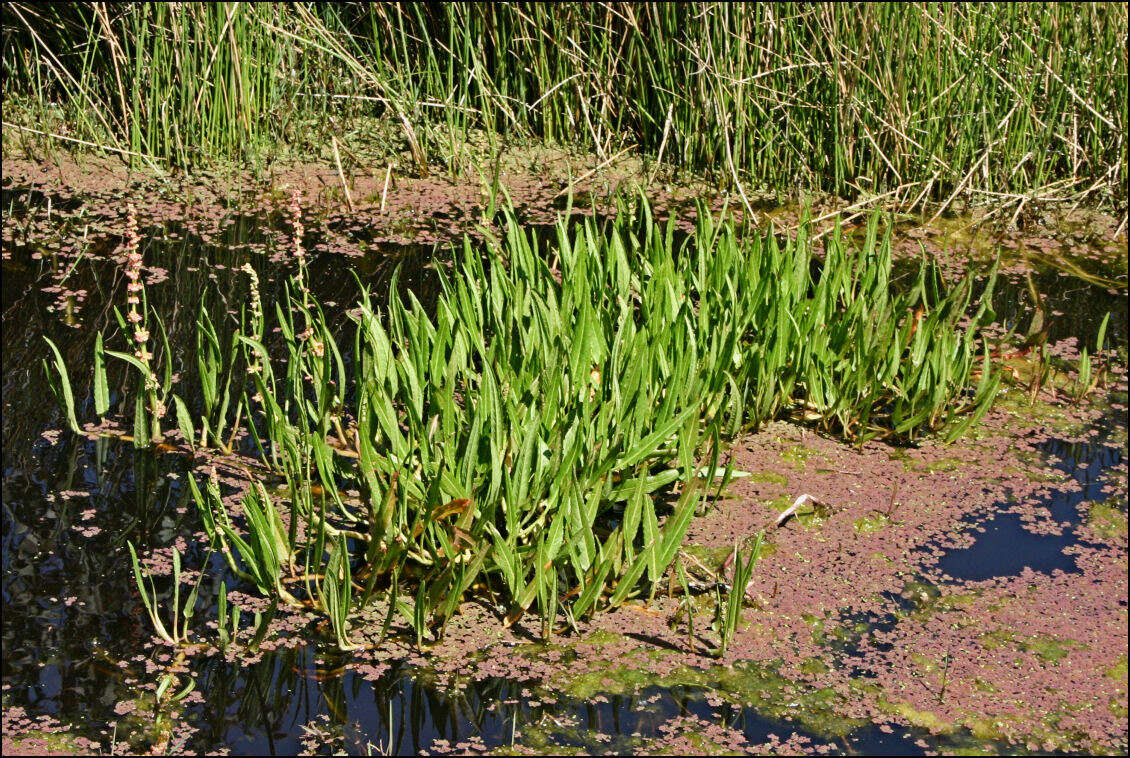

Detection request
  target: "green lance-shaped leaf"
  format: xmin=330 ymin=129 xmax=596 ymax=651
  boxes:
xmin=93 ymin=333 xmax=110 ymax=415
xmin=173 ymin=394 xmax=194 ymax=450
xmin=154 ymin=310 xmax=173 ymax=396
xmin=717 ymin=532 xmax=763 ymax=656
xmin=133 ymin=393 xmax=150 ymax=448
xmin=155 ymin=673 xmax=176 ymax=704
xmin=127 ymin=541 xmax=175 ymax=645
xmin=323 ymin=533 xmax=359 ymax=651
xmin=177 ymin=549 xmax=211 ymax=642
xmin=217 ymin=581 xmax=230 ymax=648
xmin=412 ymin=580 xmax=429 ymax=650
xmin=173 ymin=678 xmax=197 ymax=703
xmin=247 ymin=600 xmax=278 ymax=653
xmin=43 ymin=337 xmax=81 ymax=434
xmin=1095 ymin=312 xmax=1110 ymax=354
xmin=105 ymin=348 xmax=154 ymax=379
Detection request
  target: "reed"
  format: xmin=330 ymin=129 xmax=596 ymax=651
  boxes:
xmin=3 ymin=3 xmax=1125 ymax=206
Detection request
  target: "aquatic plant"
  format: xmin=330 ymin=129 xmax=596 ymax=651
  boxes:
xmin=714 ymin=534 xmax=764 ymax=658
xmin=109 ymin=204 xmax=168 ymax=446
xmin=1072 ymin=312 xmax=1112 ymax=403
xmin=193 ymin=199 xmax=1000 ymax=648
xmin=45 ymin=204 xmax=177 ymax=447
xmin=41 ymin=336 xmax=81 ymax=435
xmin=673 ymin=556 xmax=699 ymax=652
xmin=126 ymin=542 xmax=207 ymax=646
xmin=190 ymin=302 xmax=241 ymax=452
xmin=215 ymin=581 xmax=240 ymax=650
xmin=288 ymin=188 xmax=311 ymax=305
xmin=47 ymin=198 xmax=1003 ymax=650
xmin=153 ymin=672 xmax=195 ymax=710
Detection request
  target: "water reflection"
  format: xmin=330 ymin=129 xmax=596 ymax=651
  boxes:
xmin=176 ymin=647 xmax=930 ymax=755
xmin=937 ymin=417 xmax=1126 ymax=582
xmin=3 ymin=191 xmax=1126 ymax=755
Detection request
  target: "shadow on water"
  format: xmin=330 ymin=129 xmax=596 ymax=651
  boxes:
xmin=936 ymin=411 xmax=1126 ymax=582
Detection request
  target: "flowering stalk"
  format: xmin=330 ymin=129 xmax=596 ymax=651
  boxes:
xmin=242 ymin=263 xmax=264 ymax=374
xmin=287 ymin=189 xmax=327 ymax=416
xmin=123 ymin=204 xmax=164 ymax=439
xmin=238 ymin=262 xmax=268 ymax=456
xmin=282 ymin=189 xmax=347 ymax=462
xmin=287 ymin=188 xmax=317 ymax=385
xmin=288 ymin=188 xmax=310 ymax=307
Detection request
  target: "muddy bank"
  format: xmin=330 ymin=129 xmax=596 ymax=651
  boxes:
xmin=4 ymin=150 xmax=1126 ymax=262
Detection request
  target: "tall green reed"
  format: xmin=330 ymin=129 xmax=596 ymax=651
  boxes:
xmin=4 ymin=3 xmax=1124 ymax=205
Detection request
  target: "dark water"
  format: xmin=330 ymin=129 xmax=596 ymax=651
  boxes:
xmin=177 ymin=651 xmax=826 ymax=755
xmin=106 ymin=643 xmax=950 ymax=755
xmin=936 ymin=417 xmax=1127 ymax=582
xmin=884 ymin=259 xmax=1129 ymax=352
xmin=3 ymin=193 xmax=1126 ymax=754
xmin=936 ymin=512 xmax=1082 ymax=580
xmin=990 ymin=271 xmax=1126 ymax=349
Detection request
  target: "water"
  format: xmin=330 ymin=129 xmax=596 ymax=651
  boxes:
xmin=3 ymin=188 xmax=1127 ymax=754
xmin=937 ymin=418 xmax=1126 ymax=582
xmin=175 ymin=653 xmax=805 ymax=754
xmin=936 ymin=512 xmax=1083 ymax=580
xmin=132 ymin=647 xmax=941 ymax=754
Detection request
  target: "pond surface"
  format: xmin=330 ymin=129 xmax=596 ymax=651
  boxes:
xmin=937 ymin=426 xmax=1126 ymax=582
xmin=3 ymin=182 xmax=1127 ymax=754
